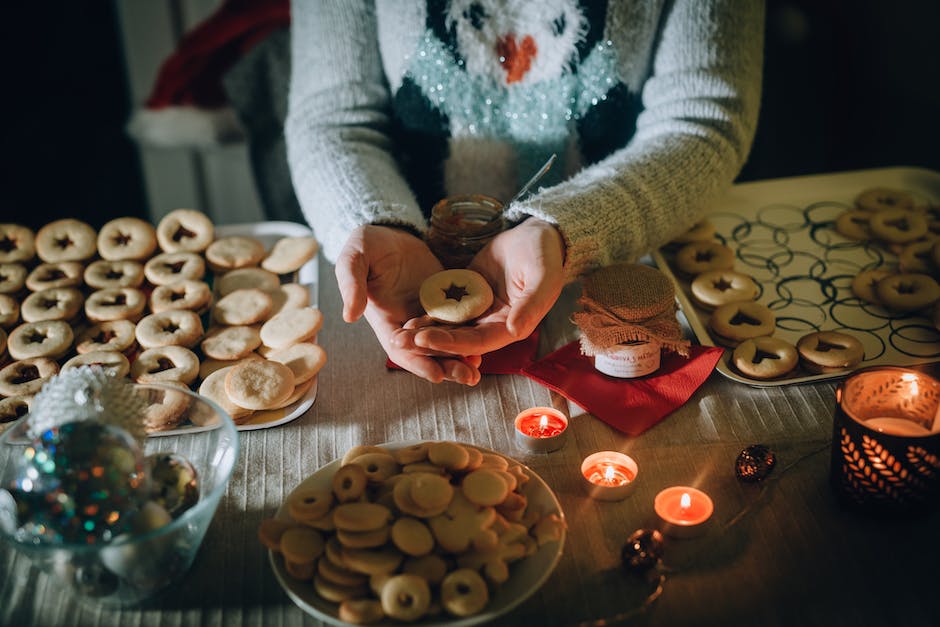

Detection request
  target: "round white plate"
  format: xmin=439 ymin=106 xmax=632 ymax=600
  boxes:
xmin=270 ymin=441 xmax=567 ymax=627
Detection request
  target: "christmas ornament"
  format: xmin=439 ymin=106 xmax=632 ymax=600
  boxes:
xmin=27 ymin=367 xmax=149 ymax=443
xmin=621 ymin=528 xmax=665 ymax=573
xmin=12 ymin=420 xmax=147 ymax=544
xmin=734 ymin=444 xmax=777 ymax=482
xmin=147 ymin=453 xmax=199 ymax=518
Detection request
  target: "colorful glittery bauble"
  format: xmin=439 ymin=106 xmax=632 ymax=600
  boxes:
xmin=735 ymin=444 xmax=777 ymax=482
xmin=12 ymin=420 xmax=147 ymax=544
xmin=621 ymin=528 xmax=665 ymax=573
xmin=147 ymin=453 xmax=199 ymax=518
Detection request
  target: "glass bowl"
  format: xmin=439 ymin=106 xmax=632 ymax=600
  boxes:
xmin=0 ymin=383 xmax=239 ymax=606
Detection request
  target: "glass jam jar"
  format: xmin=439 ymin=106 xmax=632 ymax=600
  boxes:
xmin=426 ymin=195 xmax=505 ymax=268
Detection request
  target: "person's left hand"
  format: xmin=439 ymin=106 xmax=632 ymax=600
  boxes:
xmin=392 ymin=217 xmax=566 ymax=356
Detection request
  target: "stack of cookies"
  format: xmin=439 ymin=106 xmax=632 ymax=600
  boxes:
xmin=259 ymin=441 xmax=565 ymax=624
xmin=0 ymin=210 xmax=324 ymax=432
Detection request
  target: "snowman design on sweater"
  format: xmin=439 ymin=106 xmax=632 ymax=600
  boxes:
xmin=393 ymin=0 xmax=640 ymax=211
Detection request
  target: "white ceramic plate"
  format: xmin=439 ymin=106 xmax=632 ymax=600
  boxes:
xmin=152 ymin=221 xmax=320 ymax=436
xmin=270 ymin=441 xmax=567 ymax=627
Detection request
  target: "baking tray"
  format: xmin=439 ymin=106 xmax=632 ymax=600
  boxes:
xmin=653 ymin=167 xmax=940 ymax=387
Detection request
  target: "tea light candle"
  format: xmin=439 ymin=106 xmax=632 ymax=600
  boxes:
xmin=654 ymin=486 xmax=714 ymax=538
xmin=581 ymin=451 xmax=638 ymax=501
xmin=514 ymin=407 xmax=568 ymax=453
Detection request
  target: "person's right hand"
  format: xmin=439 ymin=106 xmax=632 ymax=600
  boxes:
xmin=334 ymin=225 xmax=482 ymax=385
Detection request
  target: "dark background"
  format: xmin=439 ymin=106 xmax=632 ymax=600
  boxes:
xmin=3 ymin=1 xmax=939 ymax=230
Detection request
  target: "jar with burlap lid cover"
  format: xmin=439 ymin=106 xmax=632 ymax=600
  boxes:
xmin=572 ymin=263 xmax=690 ymax=377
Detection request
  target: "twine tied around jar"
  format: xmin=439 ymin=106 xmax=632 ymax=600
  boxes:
xmin=572 ymin=263 xmax=690 ymax=357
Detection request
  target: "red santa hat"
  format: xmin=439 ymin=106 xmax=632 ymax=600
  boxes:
xmin=127 ymin=0 xmax=289 ymax=148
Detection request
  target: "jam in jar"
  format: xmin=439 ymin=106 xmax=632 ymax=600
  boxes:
xmin=426 ymin=195 xmax=505 ymax=268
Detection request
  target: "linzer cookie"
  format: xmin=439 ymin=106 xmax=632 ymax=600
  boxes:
xmin=35 ymin=219 xmax=97 ymax=262
xmin=155 ymin=208 xmax=214 ymax=253
xmin=0 ymin=224 xmax=36 ymax=263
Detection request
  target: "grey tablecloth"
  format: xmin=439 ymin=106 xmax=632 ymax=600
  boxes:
xmin=2 ymin=259 xmax=939 ymax=627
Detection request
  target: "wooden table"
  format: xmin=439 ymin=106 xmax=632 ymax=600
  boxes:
xmin=2 ymin=252 xmax=939 ymax=627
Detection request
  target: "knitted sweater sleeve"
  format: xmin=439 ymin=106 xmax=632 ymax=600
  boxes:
xmin=504 ymin=0 xmax=766 ymax=280
xmin=285 ymin=0 xmax=425 ymax=262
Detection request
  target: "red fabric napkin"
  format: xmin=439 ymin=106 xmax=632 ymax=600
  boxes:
xmin=521 ymin=341 xmax=724 ymax=436
xmin=386 ymin=330 xmax=540 ymax=375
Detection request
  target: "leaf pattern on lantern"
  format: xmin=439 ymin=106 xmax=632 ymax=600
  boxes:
xmin=906 ymin=446 xmax=940 ymax=479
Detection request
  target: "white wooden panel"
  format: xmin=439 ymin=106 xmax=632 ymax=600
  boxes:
xmin=115 ymin=0 xmax=265 ymax=224
xmin=200 ymin=145 xmax=266 ymax=224
xmin=139 ymin=149 xmax=203 ymax=222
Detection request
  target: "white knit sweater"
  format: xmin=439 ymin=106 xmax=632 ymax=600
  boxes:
xmin=286 ymin=0 xmax=764 ymax=279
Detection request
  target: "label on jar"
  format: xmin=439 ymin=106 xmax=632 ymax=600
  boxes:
xmin=594 ymin=342 xmax=661 ymax=378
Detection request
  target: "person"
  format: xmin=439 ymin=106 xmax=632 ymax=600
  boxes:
xmin=285 ymin=0 xmax=764 ymax=385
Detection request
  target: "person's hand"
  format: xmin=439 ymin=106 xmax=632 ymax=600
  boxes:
xmin=395 ymin=218 xmax=565 ymax=356
xmin=335 ymin=224 xmax=482 ymax=385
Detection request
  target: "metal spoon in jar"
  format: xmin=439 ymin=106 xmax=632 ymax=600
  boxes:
xmin=507 ymin=153 xmax=557 ymax=207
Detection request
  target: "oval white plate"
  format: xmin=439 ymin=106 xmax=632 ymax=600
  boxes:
xmin=269 ymin=441 xmax=567 ymax=627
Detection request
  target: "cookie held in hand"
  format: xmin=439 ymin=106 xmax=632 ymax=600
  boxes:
xmin=419 ymin=269 xmax=494 ymax=324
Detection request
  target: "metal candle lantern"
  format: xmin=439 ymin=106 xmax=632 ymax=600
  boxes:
xmin=830 ymin=366 xmax=940 ymax=512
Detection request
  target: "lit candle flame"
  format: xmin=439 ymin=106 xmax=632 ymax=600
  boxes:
xmin=539 ymin=415 xmax=548 ymax=432
xmin=680 ymin=492 xmax=691 ymax=511
xmin=604 ymin=465 xmax=616 ymax=483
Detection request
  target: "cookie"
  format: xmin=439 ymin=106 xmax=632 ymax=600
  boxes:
xmin=261 ymin=235 xmax=319 ymax=274
xmin=268 ymin=283 xmax=312 ymax=314
xmin=259 ymin=307 xmax=323 ymax=349
xmin=850 ymin=269 xmax=893 ymax=305
xmin=0 ymin=294 xmax=20 ymax=329
xmin=338 ymin=599 xmax=385 ymax=626
xmin=796 ymin=330 xmax=864 ymax=374
xmin=21 ymin=287 xmax=84 ymax=323
xmin=875 ymin=272 xmax=940 ymax=312
xmin=440 ymin=568 xmax=489 ymax=618
xmin=868 ymin=209 xmax=928 ymax=244
xmin=708 ymin=301 xmax=776 ymax=347
xmin=731 ymin=336 xmax=799 ymax=380
xmin=0 ymin=395 xmax=31 ymax=433
xmin=331 ymin=464 xmax=369 ymax=503
xmin=834 ymin=210 xmax=873 ymax=241
xmin=97 ymin=216 xmax=158 ymax=261
xmin=75 ymin=319 xmax=138 ymax=355
xmin=61 ymin=350 xmax=131 ymax=379
xmin=212 ymin=288 xmax=273 ymax=326
xmin=85 ymin=287 xmax=148 ymax=322
xmin=0 ymin=357 xmax=59 ymax=397
xmin=380 ymin=574 xmax=431 ymax=622
xmin=690 ymin=269 xmax=759 ymax=311
xmin=197 ymin=366 xmax=254 ymax=422
xmin=855 ymin=187 xmax=915 ymax=212
xmin=0 ymin=224 xmax=36 ymax=263
xmin=899 ymin=240 xmax=935 ymax=274
xmin=84 ymin=260 xmax=146 ymax=290
xmin=264 ymin=342 xmax=327 ymax=384
xmin=26 ymin=261 xmax=84 ymax=291
xmin=333 ymin=502 xmax=393 ymax=533
xmin=144 ymin=252 xmax=206 ymax=285
xmin=461 ymin=468 xmax=511 ymax=507
xmin=223 ymin=359 xmax=295 ymax=410
xmin=216 ymin=267 xmax=281 ymax=297
xmin=34 ymin=218 xmax=97 ymax=262
xmin=135 ymin=310 xmax=204 ymax=349
xmin=130 ymin=345 xmax=200 ymax=385
xmin=205 ymin=236 xmax=266 ymax=272
xmin=155 ymin=208 xmax=214 ymax=253
xmin=287 ymin=486 xmax=335 ymax=524
xmin=200 ymin=325 xmax=262 ymax=360
xmin=7 ymin=320 xmax=73 ymax=360
xmin=419 ymin=269 xmax=494 ymax=324
xmin=149 ymin=279 xmax=212 ymax=314
xmin=674 ymin=241 xmax=735 ymax=277
xmin=0 ymin=263 xmax=27 ymax=294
